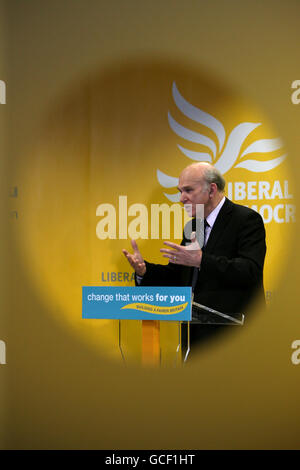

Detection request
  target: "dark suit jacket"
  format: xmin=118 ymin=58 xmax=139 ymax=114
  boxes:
xmin=138 ymin=198 xmax=266 ymax=315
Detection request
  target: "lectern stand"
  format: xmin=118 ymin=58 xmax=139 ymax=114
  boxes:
xmin=179 ymin=301 xmax=244 ymax=362
xmin=118 ymin=302 xmax=244 ymax=366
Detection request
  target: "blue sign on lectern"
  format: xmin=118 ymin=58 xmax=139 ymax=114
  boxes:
xmin=82 ymin=286 xmax=192 ymax=321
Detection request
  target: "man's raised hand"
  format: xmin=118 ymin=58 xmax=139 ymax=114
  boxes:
xmin=122 ymin=239 xmax=146 ymax=277
xmin=160 ymin=232 xmax=202 ymax=268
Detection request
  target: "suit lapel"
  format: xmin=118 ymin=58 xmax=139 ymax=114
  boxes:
xmin=204 ymin=198 xmax=234 ymax=253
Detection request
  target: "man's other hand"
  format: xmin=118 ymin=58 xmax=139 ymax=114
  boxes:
xmin=160 ymin=233 xmax=202 ymax=268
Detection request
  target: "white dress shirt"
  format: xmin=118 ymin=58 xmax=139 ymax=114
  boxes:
xmin=204 ymin=196 xmax=226 ymax=245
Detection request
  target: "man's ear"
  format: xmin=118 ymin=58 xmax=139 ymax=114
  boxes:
xmin=210 ymin=183 xmax=217 ymax=196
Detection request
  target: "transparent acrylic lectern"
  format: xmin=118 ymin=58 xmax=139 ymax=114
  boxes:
xmin=178 ymin=300 xmax=244 ymax=362
xmin=117 ymin=301 xmax=244 ymax=366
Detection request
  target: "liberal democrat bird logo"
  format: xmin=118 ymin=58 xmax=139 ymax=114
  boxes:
xmin=157 ymin=82 xmax=286 ymax=202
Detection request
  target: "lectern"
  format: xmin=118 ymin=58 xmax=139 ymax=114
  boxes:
xmin=118 ymin=300 xmax=244 ymax=366
xmin=179 ymin=301 xmax=244 ymax=362
xmin=82 ymin=285 xmax=244 ymax=366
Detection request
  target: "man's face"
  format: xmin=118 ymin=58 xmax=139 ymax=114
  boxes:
xmin=178 ymin=168 xmax=210 ymax=217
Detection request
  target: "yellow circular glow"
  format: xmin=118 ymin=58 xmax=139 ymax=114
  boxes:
xmin=15 ymin=61 xmax=294 ymax=363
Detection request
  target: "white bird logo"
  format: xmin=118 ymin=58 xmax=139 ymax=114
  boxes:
xmin=157 ymin=82 xmax=286 ymax=202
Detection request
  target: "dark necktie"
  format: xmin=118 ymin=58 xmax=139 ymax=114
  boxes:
xmin=202 ymin=219 xmax=209 ymax=251
xmin=191 ymin=219 xmax=209 ymax=291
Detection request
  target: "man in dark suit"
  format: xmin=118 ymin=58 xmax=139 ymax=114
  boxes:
xmin=123 ymin=162 xmax=266 ymax=346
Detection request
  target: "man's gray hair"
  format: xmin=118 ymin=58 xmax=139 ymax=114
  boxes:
xmin=203 ymin=166 xmax=225 ymax=192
